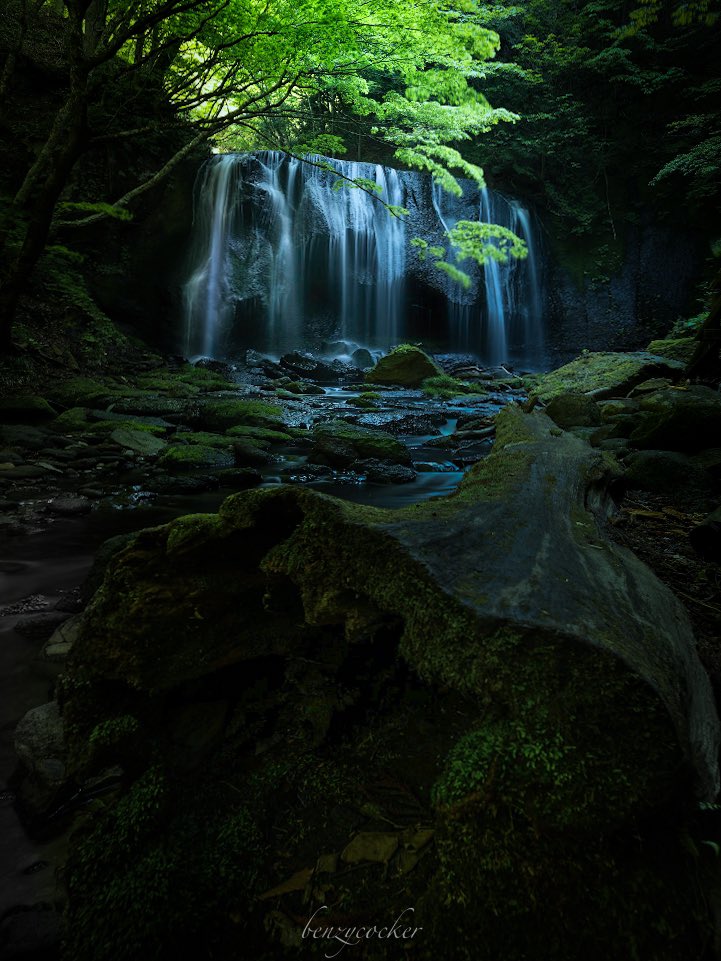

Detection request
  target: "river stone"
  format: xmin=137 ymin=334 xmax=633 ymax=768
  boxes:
xmin=366 ymin=344 xmax=442 ymax=387
xmin=352 ymin=347 xmax=374 ymax=369
xmin=531 ymin=351 xmax=685 ymax=403
xmin=109 ymin=428 xmax=167 ymax=456
xmin=0 ymin=395 xmax=56 ymax=423
xmin=631 ymin=385 xmax=721 ymax=452
xmin=45 ymin=496 xmax=92 ymax=516
xmin=545 ymin=393 xmax=602 ymax=429
xmin=623 ymin=450 xmax=711 ymax=495
xmin=309 ymin=420 xmax=412 ymax=467
xmin=157 ymin=444 xmax=235 ymax=471
xmin=356 ymin=458 xmax=416 ymax=484
xmin=279 ymin=351 xmax=347 ymax=383
xmin=14 ymin=701 xmax=66 ymax=785
xmin=216 ymin=467 xmax=263 ymax=489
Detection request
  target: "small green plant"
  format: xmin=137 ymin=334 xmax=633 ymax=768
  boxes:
xmin=421 ymin=374 xmax=475 ymax=399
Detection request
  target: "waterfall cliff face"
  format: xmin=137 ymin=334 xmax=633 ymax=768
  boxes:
xmin=183 ymin=151 xmax=544 ymax=365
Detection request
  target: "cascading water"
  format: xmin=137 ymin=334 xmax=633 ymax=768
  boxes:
xmin=183 ymin=151 xmax=544 ymax=365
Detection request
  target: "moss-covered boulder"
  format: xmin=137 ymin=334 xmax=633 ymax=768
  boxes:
xmin=308 ymin=419 xmax=412 ymax=467
xmin=532 ymin=351 xmax=685 ymax=403
xmin=194 ymin=398 xmax=284 ymax=432
xmin=647 ymin=338 xmax=697 ymax=365
xmin=631 ymin=385 xmax=721 ymax=452
xmin=0 ymin=395 xmax=57 ymax=423
xmin=545 ymin=392 xmax=602 ymax=429
xmin=366 ymin=344 xmax=442 ymax=387
xmin=157 ymin=444 xmax=234 ymax=471
xmin=57 ymin=406 xmax=720 ymax=961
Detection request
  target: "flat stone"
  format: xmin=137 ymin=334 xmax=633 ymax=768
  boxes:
xmin=45 ymin=496 xmax=92 ymax=516
xmin=109 ymin=428 xmax=167 ymax=456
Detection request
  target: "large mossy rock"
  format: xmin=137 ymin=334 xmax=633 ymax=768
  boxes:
xmin=0 ymin=395 xmax=57 ymax=423
xmin=366 ymin=344 xmax=442 ymax=387
xmin=531 ymin=350 xmax=685 ymax=403
xmin=631 ymin=385 xmax=721 ymax=452
xmin=308 ymin=419 xmax=412 ymax=467
xmin=59 ymin=406 xmax=720 ymax=961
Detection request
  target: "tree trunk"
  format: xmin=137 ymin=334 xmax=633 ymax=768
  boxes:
xmin=0 ymin=67 xmax=88 ymax=350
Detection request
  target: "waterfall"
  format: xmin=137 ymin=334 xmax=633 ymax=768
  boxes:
xmin=182 ymin=152 xmax=544 ymax=365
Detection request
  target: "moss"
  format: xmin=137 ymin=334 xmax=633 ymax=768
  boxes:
xmin=64 ymin=766 xmax=265 ymax=961
xmin=531 ymin=351 xmax=684 ymax=403
xmin=226 ymin=425 xmax=293 ymax=443
xmin=51 ymin=409 xmax=167 ymax=435
xmin=310 ymin=419 xmax=412 ymax=466
xmin=136 ymin=366 xmax=230 ymax=394
xmin=647 ymin=338 xmax=697 ymax=365
xmin=421 ymin=374 xmax=476 ymax=399
xmin=0 ymin=394 xmax=56 ymax=421
xmin=48 ymin=377 xmax=138 ymax=407
xmin=157 ymin=444 xmax=234 ymax=471
xmin=366 ymin=344 xmax=442 ymax=387
xmin=173 ymin=431 xmax=239 ymax=449
xmin=198 ymin=398 xmax=284 ymax=431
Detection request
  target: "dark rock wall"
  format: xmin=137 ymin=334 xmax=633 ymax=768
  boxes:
xmin=543 ymin=222 xmax=704 ymax=367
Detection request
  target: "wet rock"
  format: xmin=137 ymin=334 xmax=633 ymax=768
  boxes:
xmin=149 ymin=473 xmax=220 ymax=495
xmin=0 ymin=425 xmax=49 ymax=449
xmin=279 ymin=351 xmax=349 ymax=383
xmin=157 ymin=444 xmax=235 ymax=471
xmin=45 ymin=496 xmax=92 ymax=516
xmin=631 ymin=385 xmax=721 ymax=453
xmin=366 ymin=344 xmax=442 ymax=387
xmin=0 ymin=395 xmax=56 ymax=423
xmin=14 ymin=701 xmax=67 ymax=787
xmin=351 ymin=347 xmax=374 ymax=369
xmin=0 ymin=465 xmax=46 ymax=480
xmin=42 ymin=616 xmax=82 ymax=660
xmin=628 ymin=377 xmax=673 ymax=396
xmin=109 ymin=428 xmax=167 ymax=456
xmin=216 ymin=468 xmax=263 ymax=490
xmin=545 ymin=393 xmax=602 ymax=430
xmin=112 ymin=396 xmax=194 ymax=419
xmin=232 ymin=440 xmax=273 ymax=467
xmin=356 ymin=459 xmax=416 ymax=484
xmin=623 ymin=450 xmax=711 ymax=495
xmin=531 ymin=351 xmax=685 ymax=403
xmin=309 ymin=420 xmax=412 ymax=467
xmin=194 ymin=398 xmax=284 ymax=432
xmin=284 ymin=381 xmax=326 ymax=395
